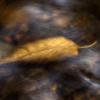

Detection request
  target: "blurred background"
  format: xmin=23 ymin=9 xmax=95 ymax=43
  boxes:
xmin=0 ymin=0 xmax=100 ymax=100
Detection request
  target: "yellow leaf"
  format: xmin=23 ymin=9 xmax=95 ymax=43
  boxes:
xmin=0 ymin=36 xmax=96 ymax=64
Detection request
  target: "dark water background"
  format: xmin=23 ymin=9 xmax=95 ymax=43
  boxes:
xmin=0 ymin=0 xmax=100 ymax=100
